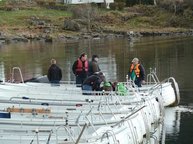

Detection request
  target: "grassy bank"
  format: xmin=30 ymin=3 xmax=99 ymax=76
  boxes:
xmin=0 ymin=1 xmax=193 ymax=38
xmin=0 ymin=8 xmax=70 ymax=26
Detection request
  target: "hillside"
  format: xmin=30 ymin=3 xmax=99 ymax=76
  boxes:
xmin=0 ymin=0 xmax=193 ymax=42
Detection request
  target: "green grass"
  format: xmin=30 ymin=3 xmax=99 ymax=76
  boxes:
xmin=0 ymin=7 xmax=71 ymax=27
xmin=0 ymin=2 xmax=192 ymax=35
xmin=0 ymin=0 xmax=6 ymax=6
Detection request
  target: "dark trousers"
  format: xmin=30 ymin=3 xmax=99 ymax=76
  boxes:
xmin=50 ymin=80 xmax=60 ymax=86
xmin=134 ymin=79 xmax=142 ymax=87
xmin=76 ymin=75 xmax=87 ymax=87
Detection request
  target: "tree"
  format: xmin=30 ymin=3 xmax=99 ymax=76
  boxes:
xmin=183 ymin=0 xmax=193 ymax=8
xmin=154 ymin=0 xmax=157 ymax=5
xmin=158 ymin=0 xmax=184 ymax=14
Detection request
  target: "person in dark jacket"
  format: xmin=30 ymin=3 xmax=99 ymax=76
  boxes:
xmin=88 ymin=55 xmax=101 ymax=76
xmin=128 ymin=58 xmax=145 ymax=87
xmin=72 ymin=53 xmax=89 ymax=87
xmin=47 ymin=59 xmax=62 ymax=84
xmin=82 ymin=72 xmax=106 ymax=94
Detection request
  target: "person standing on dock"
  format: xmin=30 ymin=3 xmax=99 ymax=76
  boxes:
xmin=128 ymin=57 xmax=145 ymax=87
xmin=72 ymin=53 xmax=89 ymax=87
xmin=88 ymin=54 xmax=101 ymax=76
xmin=47 ymin=59 xmax=62 ymax=84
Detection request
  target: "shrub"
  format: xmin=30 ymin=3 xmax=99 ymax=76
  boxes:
xmin=165 ymin=15 xmax=189 ymax=27
xmin=110 ymin=3 xmax=117 ymax=10
xmin=36 ymin=0 xmax=46 ymax=6
xmin=131 ymin=5 xmax=158 ymax=16
xmin=117 ymin=2 xmax=125 ymax=11
xmin=110 ymin=2 xmax=125 ymax=11
xmin=126 ymin=0 xmax=154 ymax=6
xmin=69 ymin=4 xmax=98 ymax=20
xmin=158 ymin=0 xmax=185 ymax=15
xmin=183 ymin=8 xmax=193 ymax=20
xmin=48 ymin=1 xmax=56 ymax=6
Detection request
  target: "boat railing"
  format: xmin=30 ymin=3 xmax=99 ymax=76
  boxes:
xmin=111 ymin=105 xmax=145 ymax=128
xmin=72 ymin=103 xmax=143 ymax=140
xmin=75 ymin=118 xmax=88 ymax=140
xmin=7 ymin=67 xmax=76 ymax=84
xmin=106 ymin=101 xmax=119 ymax=120
xmin=35 ymin=128 xmax=40 ymax=144
xmin=124 ymin=80 xmax=149 ymax=104
xmin=46 ymin=129 xmax=53 ymax=144
xmin=167 ymin=77 xmax=180 ymax=106
xmin=7 ymin=89 xmax=131 ymax=105
xmin=92 ymin=99 xmax=123 ymax=124
xmin=100 ymin=91 xmax=126 ymax=113
xmin=74 ymin=106 xmax=119 ymax=138
xmin=126 ymin=68 xmax=160 ymax=85
xmin=126 ymin=75 xmax=140 ymax=91
xmin=85 ymin=114 xmax=105 ymax=136
xmin=73 ymin=101 xmax=121 ymax=126
xmin=146 ymin=72 xmax=160 ymax=84
xmin=144 ymin=76 xmax=170 ymax=96
xmin=8 ymin=96 xmax=92 ymax=107
xmin=9 ymin=67 xmax=24 ymax=83
xmin=147 ymin=76 xmax=180 ymax=106
xmin=125 ymin=79 xmax=150 ymax=102
xmin=123 ymin=79 xmax=140 ymax=94
xmin=75 ymin=123 xmax=87 ymax=144
xmin=100 ymin=130 xmax=119 ymax=143
xmin=6 ymin=91 xmax=152 ymax=111
xmin=74 ymin=107 xmax=108 ymax=139
xmin=55 ymin=125 xmax=76 ymax=143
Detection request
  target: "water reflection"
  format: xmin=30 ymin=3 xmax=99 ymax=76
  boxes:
xmin=164 ymin=107 xmax=181 ymax=136
xmin=1 ymin=36 xmax=193 ymax=144
xmin=0 ymin=62 xmax=5 ymax=82
xmin=1 ymin=37 xmax=193 ymax=92
xmin=1 ymin=36 xmax=193 ymax=100
xmin=164 ymin=106 xmax=193 ymax=144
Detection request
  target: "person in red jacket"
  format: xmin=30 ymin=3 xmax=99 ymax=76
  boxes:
xmin=128 ymin=58 xmax=145 ymax=87
xmin=72 ymin=53 xmax=89 ymax=87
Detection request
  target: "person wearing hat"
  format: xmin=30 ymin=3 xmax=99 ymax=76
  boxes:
xmin=128 ymin=57 xmax=145 ymax=87
xmin=47 ymin=58 xmax=62 ymax=84
xmin=88 ymin=54 xmax=101 ymax=76
xmin=72 ymin=53 xmax=89 ymax=87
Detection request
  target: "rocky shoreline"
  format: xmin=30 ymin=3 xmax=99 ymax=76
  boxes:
xmin=1 ymin=29 xmax=193 ymax=44
xmin=1 ymin=1 xmax=193 ymax=44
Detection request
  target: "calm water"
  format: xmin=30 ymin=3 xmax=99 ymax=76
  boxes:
xmin=0 ymin=36 xmax=193 ymax=143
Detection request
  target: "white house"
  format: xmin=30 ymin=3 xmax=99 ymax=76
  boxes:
xmin=63 ymin=0 xmax=114 ymax=8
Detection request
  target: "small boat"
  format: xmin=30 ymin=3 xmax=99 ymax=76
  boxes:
xmin=0 ymin=95 xmax=163 ymax=144
xmin=0 ymin=67 xmax=180 ymax=107
xmin=128 ymin=70 xmax=180 ymax=106
xmin=0 ymin=67 xmax=179 ymax=144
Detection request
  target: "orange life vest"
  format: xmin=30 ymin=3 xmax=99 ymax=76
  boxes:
xmin=76 ymin=58 xmax=88 ymax=72
xmin=130 ymin=64 xmax=140 ymax=77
